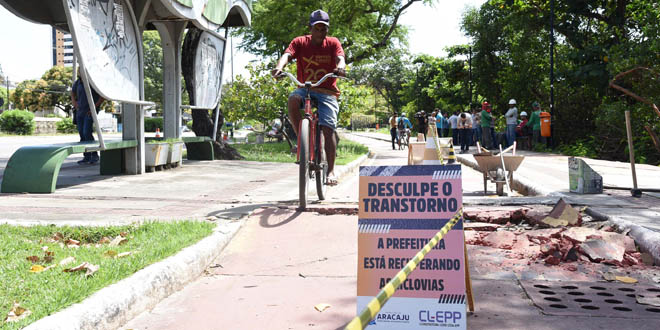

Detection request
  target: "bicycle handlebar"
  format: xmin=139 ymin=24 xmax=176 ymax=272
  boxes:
xmin=276 ymin=71 xmax=342 ymax=88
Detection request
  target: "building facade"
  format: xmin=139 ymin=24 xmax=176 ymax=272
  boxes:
xmin=52 ymin=28 xmax=75 ymax=67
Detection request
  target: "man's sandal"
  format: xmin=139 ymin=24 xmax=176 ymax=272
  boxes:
xmin=325 ymin=174 xmax=338 ymax=186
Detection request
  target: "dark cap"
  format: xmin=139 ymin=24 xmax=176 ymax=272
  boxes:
xmin=310 ymin=10 xmax=330 ymax=27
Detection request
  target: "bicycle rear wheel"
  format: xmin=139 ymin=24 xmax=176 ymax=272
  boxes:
xmin=298 ymin=118 xmax=310 ymax=209
xmin=315 ymin=129 xmax=327 ymax=200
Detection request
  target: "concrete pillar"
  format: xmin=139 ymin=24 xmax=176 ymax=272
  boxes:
xmin=122 ymin=103 xmax=145 ymax=174
xmin=154 ymin=21 xmax=187 ymax=139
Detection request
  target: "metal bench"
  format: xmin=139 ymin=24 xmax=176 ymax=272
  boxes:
xmin=1 ymin=139 xmax=137 ymax=193
xmin=182 ymin=136 xmax=214 ymax=160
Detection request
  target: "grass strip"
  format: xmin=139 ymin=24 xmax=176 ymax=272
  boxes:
xmin=0 ymin=221 xmax=215 ymax=329
xmin=233 ymin=138 xmax=368 ymax=165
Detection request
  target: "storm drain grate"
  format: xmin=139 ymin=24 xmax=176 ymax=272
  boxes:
xmin=520 ymin=280 xmax=660 ymax=319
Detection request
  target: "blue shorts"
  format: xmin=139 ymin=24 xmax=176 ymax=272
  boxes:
xmin=290 ymin=88 xmax=339 ymax=130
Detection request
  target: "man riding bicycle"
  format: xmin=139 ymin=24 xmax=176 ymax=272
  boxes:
xmin=397 ymin=113 xmax=412 ymax=149
xmin=272 ymin=9 xmax=346 ymax=186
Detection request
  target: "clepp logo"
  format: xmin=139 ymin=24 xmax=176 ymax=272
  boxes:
xmin=375 ymin=312 xmax=410 ymax=323
xmin=419 ymin=310 xmax=462 ymax=325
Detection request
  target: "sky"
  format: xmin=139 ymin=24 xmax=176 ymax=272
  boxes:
xmin=0 ymin=1 xmax=487 ymax=84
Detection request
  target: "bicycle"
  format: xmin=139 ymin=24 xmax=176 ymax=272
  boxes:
xmin=276 ymin=71 xmax=340 ymax=209
xmin=397 ymin=128 xmax=410 ymax=150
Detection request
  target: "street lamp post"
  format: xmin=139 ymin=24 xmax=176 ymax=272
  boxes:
xmin=469 ymin=46 xmax=473 ymax=110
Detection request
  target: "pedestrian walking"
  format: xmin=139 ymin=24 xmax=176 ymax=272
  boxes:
xmin=505 ymin=99 xmax=518 ymax=148
xmin=480 ymin=102 xmax=493 ymax=149
xmin=389 ymin=112 xmax=399 ymax=150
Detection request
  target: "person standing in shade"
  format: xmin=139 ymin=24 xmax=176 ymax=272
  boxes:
xmin=505 ymin=99 xmax=518 ymax=148
xmin=457 ymin=111 xmax=473 ymax=153
xmin=442 ymin=112 xmax=450 ymax=138
xmin=448 ymin=111 xmax=459 ymax=145
xmin=389 ymin=112 xmax=399 ymax=150
xmin=480 ymin=101 xmax=493 ymax=149
xmin=71 ymin=74 xmax=104 ymax=165
xmin=525 ymin=101 xmax=542 ymax=148
xmin=415 ymin=110 xmax=428 ymax=140
xmin=434 ymin=108 xmax=444 ymax=138
xmin=472 ymin=108 xmax=481 ymax=147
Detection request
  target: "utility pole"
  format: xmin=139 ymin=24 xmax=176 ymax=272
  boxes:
xmin=6 ymin=76 xmax=9 ymax=110
xmin=550 ymin=0 xmax=555 ymax=147
xmin=469 ymin=46 xmax=473 ymax=110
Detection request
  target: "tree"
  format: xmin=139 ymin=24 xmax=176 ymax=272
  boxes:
xmin=143 ymin=31 xmax=164 ymax=109
xmin=351 ymin=48 xmax=413 ymax=114
xmin=237 ymin=0 xmax=435 ymax=63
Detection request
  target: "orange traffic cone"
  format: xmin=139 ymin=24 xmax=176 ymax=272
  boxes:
xmin=155 ymin=128 xmax=161 ymax=138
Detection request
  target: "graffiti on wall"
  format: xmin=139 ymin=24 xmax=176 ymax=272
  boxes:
xmin=193 ymin=31 xmax=224 ymax=109
xmin=65 ymin=0 xmax=140 ymax=101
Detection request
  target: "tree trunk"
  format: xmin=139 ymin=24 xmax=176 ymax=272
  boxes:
xmin=181 ymin=26 xmax=243 ymax=160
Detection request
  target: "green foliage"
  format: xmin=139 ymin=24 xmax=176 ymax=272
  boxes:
xmin=143 ymin=31 xmax=164 ymax=108
xmin=0 ymin=110 xmax=35 ymax=135
xmin=350 ymin=114 xmax=376 ymax=130
xmin=237 ymin=0 xmax=435 ymax=63
xmin=144 ymin=117 xmax=163 ymax=132
xmin=56 ymin=118 xmax=77 ymax=134
xmin=220 ymin=62 xmax=367 ymax=129
xmin=558 ymin=139 xmax=598 ymax=159
xmin=186 ymin=120 xmax=192 ymax=129
xmin=233 ymin=139 xmax=368 ymax=165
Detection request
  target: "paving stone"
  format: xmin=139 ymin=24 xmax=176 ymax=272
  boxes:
xmin=464 ymin=222 xmax=502 ymax=231
xmin=511 ymin=234 xmax=541 ymax=258
xmin=579 ymin=239 xmax=625 ymax=263
xmin=561 ymin=227 xmax=603 ymax=244
xmin=483 ymin=231 xmax=516 ymax=249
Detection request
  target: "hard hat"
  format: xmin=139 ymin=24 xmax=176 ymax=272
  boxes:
xmin=520 ymin=111 xmax=528 ymax=116
xmin=509 ymin=99 xmax=517 ymax=105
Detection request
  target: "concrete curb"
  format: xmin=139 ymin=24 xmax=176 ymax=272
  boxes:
xmin=24 ymin=218 xmax=247 ymax=330
xmin=586 ymin=208 xmax=660 ymax=266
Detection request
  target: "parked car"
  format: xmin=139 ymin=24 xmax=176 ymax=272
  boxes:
xmin=241 ymin=124 xmax=253 ymax=131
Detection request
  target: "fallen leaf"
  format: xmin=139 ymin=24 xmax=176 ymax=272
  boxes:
xmin=64 ymin=262 xmax=100 ymax=277
xmin=103 ymin=250 xmax=118 ymax=258
xmin=109 ymin=236 xmax=127 ymax=247
xmin=29 ymin=265 xmax=45 ymax=273
xmin=67 ymin=244 xmax=80 ymax=249
xmin=65 ymin=239 xmax=80 ymax=246
xmin=115 ymin=251 xmax=133 ymax=258
xmin=53 ymin=232 xmax=64 ymax=241
xmin=59 ymin=256 xmax=75 ymax=266
xmin=26 ymin=256 xmax=40 ymax=263
xmin=4 ymin=302 xmax=31 ymax=323
xmin=43 ymin=251 xmax=54 ymax=263
xmin=314 ymin=303 xmax=331 ymax=312
xmin=120 ymin=232 xmax=128 ymax=237
xmin=98 ymin=237 xmax=111 ymax=244
xmin=636 ymin=296 xmax=660 ymax=307
xmin=615 ymin=276 xmax=638 ymax=284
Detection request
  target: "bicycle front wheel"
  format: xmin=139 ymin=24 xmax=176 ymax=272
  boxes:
xmin=298 ymin=118 xmax=310 ymax=209
xmin=315 ymin=129 xmax=327 ymax=200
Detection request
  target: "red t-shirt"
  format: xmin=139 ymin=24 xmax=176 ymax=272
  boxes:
xmin=285 ymin=35 xmax=345 ymax=96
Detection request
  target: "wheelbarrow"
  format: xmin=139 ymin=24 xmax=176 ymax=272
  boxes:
xmin=473 ymin=142 xmax=525 ymax=196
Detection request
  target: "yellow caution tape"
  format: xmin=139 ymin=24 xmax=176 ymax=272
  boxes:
xmin=345 ymin=209 xmax=464 ymax=330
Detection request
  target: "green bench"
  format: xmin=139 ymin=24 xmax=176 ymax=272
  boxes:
xmin=1 ymin=139 xmax=137 ymax=193
xmin=183 ymin=136 xmax=215 ymax=160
